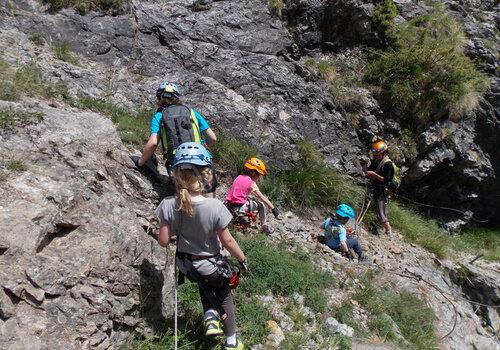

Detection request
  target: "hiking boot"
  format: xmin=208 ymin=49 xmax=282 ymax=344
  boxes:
xmin=225 ymin=336 xmax=244 ymax=350
xmin=205 ymin=318 xmax=224 ymax=336
xmin=358 ymin=253 xmax=370 ymax=263
xmin=261 ymin=225 xmax=273 ymax=235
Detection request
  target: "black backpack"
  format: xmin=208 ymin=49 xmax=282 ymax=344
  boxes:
xmin=159 ymin=105 xmax=201 ymax=163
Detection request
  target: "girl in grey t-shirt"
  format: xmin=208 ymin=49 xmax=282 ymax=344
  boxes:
xmin=156 ymin=142 xmax=247 ymax=350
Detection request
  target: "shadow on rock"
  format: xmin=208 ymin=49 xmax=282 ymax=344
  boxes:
xmin=139 ymin=258 xmax=166 ymax=330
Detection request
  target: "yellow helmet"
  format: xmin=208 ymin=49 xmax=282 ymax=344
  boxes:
xmin=371 ymin=140 xmax=388 ymax=154
xmin=244 ymin=157 xmax=267 ymax=175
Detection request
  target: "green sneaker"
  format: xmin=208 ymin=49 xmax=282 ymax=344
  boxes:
xmin=225 ymin=337 xmax=244 ymax=350
xmin=205 ymin=318 xmax=224 ymax=336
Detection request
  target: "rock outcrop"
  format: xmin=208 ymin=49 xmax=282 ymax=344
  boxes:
xmin=0 ymin=100 xmax=174 ymax=349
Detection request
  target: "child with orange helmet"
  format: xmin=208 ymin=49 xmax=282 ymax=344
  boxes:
xmin=225 ymin=157 xmax=279 ymax=234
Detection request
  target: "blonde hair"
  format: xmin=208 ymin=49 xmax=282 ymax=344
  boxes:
xmin=173 ymin=166 xmax=213 ymax=216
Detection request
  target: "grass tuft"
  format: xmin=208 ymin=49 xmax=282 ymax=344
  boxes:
xmin=0 ymin=59 xmax=70 ymax=102
xmin=7 ymin=159 xmax=27 ymax=172
xmin=268 ymin=0 xmax=283 ymax=17
xmin=354 ymin=272 xmax=438 ymax=349
xmin=0 ymin=109 xmax=44 ymax=129
xmin=211 ymin=134 xmax=258 ymax=178
xmin=52 ymin=42 xmax=80 ymax=65
xmin=42 ymin=0 xmax=123 ymax=14
xmin=29 ymin=32 xmax=45 ymax=46
xmin=75 ymin=95 xmax=153 ymax=147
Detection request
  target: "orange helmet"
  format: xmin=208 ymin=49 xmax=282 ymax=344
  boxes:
xmin=244 ymin=157 xmax=267 ymax=175
xmin=371 ymin=140 xmax=388 ymax=154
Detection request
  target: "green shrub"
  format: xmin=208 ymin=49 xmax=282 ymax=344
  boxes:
xmin=371 ymin=0 xmax=398 ymax=46
xmin=29 ymin=32 xmax=45 ymax=46
xmin=52 ymin=42 xmax=79 ymax=65
xmin=75 ymin=95 xmax=152 ymax=147
xmin=365 ymin=5 xmax=489 ymax=123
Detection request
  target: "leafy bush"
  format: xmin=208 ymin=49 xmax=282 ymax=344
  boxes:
xmin=75 ymin=96 xmax=153 ymax=147
xmin=371 ymin=0 xmax=398 ymax=46
xmin=52 ymin=42 xmax=79 ymax=65
xmin=365 ymin=5 xmax=489 ymax=123
xmin=7 ymin=159 xmax=27 ymax=172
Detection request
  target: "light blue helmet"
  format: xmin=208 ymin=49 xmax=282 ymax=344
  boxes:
xmin=172 ymin=142 xmax=212 ymax=168
xmin=156 ymin=82 xmax=180 ymax=99
xmin=335 ymin=204 xmax=355 ymax=220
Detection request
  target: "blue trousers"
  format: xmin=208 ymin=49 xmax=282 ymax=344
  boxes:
xmin=327 ymin=237 xmax=363 ymax=257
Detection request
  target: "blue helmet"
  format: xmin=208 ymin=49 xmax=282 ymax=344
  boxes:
xmin=335 ymin=204 xmax=355 ymax=220
xmin=172 ymin=142 xmax=212 ymax=168
xmin=156 ymin=82 xmax=180 ymax=99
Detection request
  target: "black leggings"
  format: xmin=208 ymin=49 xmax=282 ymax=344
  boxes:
xmin=199 ymin=272 xmax=236 ymax=336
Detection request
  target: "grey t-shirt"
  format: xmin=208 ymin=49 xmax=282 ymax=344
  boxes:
xmin=155 ymin=196 xmax=233 ymax=256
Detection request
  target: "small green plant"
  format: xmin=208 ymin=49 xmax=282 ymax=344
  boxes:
xmin=0 ymin=109 xmax=44 ymax=129
xmin=442 ymin=128 xmax=455 ymax=148
xmin=7 ymin=159 xmax=27 ymax=172
xmin=75 ymin=95 xmax=153 ymax=147
xmin=365 ymin=5 xmax=489 ymax=123
xmin=371 ymin=0 xmax=398 ymax=46
xmin=29 ymin=32 xmax=45 ymax=46
xmin=52 ymin=42 xmax=79 ymax=65
xmin=268 ymin=0 xmax=283 ymax=17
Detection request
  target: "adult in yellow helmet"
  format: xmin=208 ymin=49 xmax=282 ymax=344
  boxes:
xmin=364 ymin=140 xmax=394 ymax=235
xmin=225 ymin=157 xmax=280 ymax=234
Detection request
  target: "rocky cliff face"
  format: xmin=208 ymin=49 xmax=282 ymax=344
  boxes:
xmin=283 ymin=0 xmax=500 ymax=229
xmin=0 ymin=99 xmax=175 ymax=348
xmin=0 ymin=0 xmax=499 ymax=349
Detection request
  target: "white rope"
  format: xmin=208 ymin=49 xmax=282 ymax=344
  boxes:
xmin=174 ymin=277 xmax=178 ymax=350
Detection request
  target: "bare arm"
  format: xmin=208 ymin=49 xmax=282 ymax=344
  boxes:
xmin=158 ymin=223 xmax=172 ymax=247
xmin=364 ymin=170 xmax=384 ymax=183
xmin=252 ymin=185 xmax=274 ymax=209
xmin=138 ymin=134 xmax=160 ymax=166
xmin=218 ymin=227 xmax=245 ymax=262
xmin=202 ymin=128 xmax=217 ymax=146
xmin=340 ymin=240 xmax=349 ymax=253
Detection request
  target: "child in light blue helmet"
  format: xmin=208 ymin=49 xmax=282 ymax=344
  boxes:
xmin=156 ymin=142 xmax=247 ymax=350
xmin=318 ymin=204 xmax=368 ymax=262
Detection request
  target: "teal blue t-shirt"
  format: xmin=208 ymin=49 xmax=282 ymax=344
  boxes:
xmin=150 ymin=108 xmax=210 ymax=135
xmin=320 ymin=218 xmax=347 ymax=249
